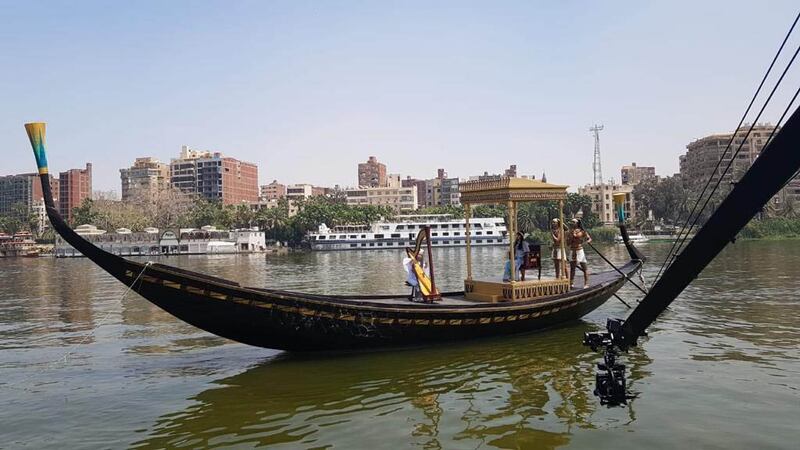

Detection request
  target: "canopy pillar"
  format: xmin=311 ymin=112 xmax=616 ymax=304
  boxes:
xmin=508 ymin=199 xmax=516 ymax=282
xmin=559 ymin=199 xmax=567 ymax=279
xmin=465 ymin=202 xmax=472 ymax=281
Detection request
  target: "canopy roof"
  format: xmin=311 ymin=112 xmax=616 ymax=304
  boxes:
xmin=459 ymin=177 xmax=568 ymax=204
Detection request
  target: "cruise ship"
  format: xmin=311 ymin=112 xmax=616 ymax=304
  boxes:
xmin=309 ymin=215 xmax=508 ymax=251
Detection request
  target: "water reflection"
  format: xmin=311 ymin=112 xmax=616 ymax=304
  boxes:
xmin=132 ymin=327 xmax=651 ymax=449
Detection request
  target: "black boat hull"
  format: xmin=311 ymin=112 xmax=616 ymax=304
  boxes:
xmin=25 ymin=122 xmax=642 ymax=352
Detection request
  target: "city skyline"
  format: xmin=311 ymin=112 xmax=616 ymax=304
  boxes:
xmin=2 ymin=1 xmax=800 ymax=192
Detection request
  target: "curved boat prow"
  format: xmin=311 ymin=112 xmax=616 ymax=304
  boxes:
xmin=618 ymin=224 xmax=646 ymax=263
xmin=24 ymin=123 xmax=134 ymax=280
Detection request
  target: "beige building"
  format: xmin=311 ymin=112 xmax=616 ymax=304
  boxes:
xmin=345 ymin=186 xmax=418 ymax=213
xmin=286 ymin=184 xmax=314 ymax=201
xmin=120 ymin=157 xmax=170 ymax=201
xmin=579 ymin=183 xmax=636 ymax=225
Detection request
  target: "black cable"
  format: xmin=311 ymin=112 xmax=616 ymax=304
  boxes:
xmin=587 ymin=242 xmax=649 ymax=296
xmin=666 ymin=44 xmax=800 ymax=266
xmin=654 ymin=11 xmax=800 ymax=283
xmin=654 ymin=11 xmax=800 ymax=282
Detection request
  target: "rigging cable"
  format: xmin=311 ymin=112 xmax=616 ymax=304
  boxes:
xmin=665 ymin=43 xmax=800 ymax=269
xmin=652 ymin=11 xmax=800 ymax=284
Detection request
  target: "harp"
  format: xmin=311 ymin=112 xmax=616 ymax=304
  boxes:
xmin=404 ymin=226 xmax=441 ymax=301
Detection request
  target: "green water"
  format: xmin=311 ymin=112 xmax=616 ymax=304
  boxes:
xmin=0 ymin=242 xmax=798 ymax=449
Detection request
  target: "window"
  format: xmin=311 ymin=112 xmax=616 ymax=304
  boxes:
xmin=349 ymin=235 xmax=357 ymax=238
xmin=432 ymin=232 xmax=438 ymax=236
xmin=476 ymin=231 xmax=482 ymax=235
xmin=441 ymin=224 xmax=449 ymax=229
xmin=375 ymin=234 xmax=384 ymax=239
xmin=378 ymin=243 xmax=383 ymax=246
xmin=361 ymin=243 xmax=366 ymax=247
xmin=318 ymin=236 xmax=326 ymax=240
xmin=442 ymin=232 xmax=449 ymax=236
xmin=391 ymin=233 xmax=401 ymax=238
xmin=443 ymin=241 xmax=450 ymax=244
xmin=369 ymin=243 xmax=375 ymax=247
xmin=476 ymin=239 xmax=483 ymax=243
xmin=350 ymin=243 xmax=357 ymax=248
xmin=486 ymin=231 xmax=493 ymax=235
xmin=361 ymin=235 xmax=366 ymax=238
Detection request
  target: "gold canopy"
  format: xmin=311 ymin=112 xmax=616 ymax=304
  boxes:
xmin=459 ymin=177 xmax=568 ymax=204
xmin=460 ymin=176 xmax=571 ymax=302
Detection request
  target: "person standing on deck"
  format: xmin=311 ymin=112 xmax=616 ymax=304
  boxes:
xmin=551 ymin=219 xmax=563 ymax=278
xmin=568 ymin=218 xmax=592 ymax=289
xmin=514 ymin=232 xmax=530 ymax=281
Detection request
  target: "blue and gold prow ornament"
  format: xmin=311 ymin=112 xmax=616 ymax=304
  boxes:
xmin=613 ymin=192 xmax=627 ymax=224
xmin=24 ymin=122 xmax=48 ymax=175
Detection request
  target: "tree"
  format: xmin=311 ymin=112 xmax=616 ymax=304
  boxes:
xmin=633 ymin=176 xmax=689 ymax=225
xmin=71 ymin=198 xmax=99 ymax=226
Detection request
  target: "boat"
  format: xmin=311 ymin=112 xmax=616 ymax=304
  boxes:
xmin=614 ymin=232 xmax=648 ymax=244
xmin=309 ymin=214 xmax=508 ymax=250
xmin=24 ymin=122 xmax=645 ymax=352
xmin=54 ymin=225 xmax=266 ymax=257
xmin=0 ymin=232 xmax=40 ymax=257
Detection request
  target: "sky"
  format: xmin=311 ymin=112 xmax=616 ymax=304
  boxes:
xmin=2 ymin=1 xmax=799 ymax=193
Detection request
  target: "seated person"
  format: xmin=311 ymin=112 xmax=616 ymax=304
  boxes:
xmin=403 ymin=253 xmax=424 ymax=301
xmin=503 ymin=250 xmax=512 ymax=282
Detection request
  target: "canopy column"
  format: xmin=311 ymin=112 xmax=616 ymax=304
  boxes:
xmin=559 ymin=199 xmax=567 ymax=279
xmin=508 ymin=200 xmax=516 ymax=282
xmin=465 ymin=202 xmax=472 ymax=281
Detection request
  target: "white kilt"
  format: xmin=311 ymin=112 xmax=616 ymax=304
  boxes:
xmin=571 ymin=248 xmax=587 ymax=264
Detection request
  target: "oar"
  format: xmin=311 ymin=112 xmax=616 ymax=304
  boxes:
xmin=571 ymin=262 xmax=632 ymax=308
xmin=586 ymin=242 xmax=649 ymax=296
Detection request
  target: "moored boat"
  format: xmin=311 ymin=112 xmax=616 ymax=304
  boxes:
xmin=24 ymin=122 xmax=645 ymax=352
xmin=309 ymin=214 xmax=508 ymax=251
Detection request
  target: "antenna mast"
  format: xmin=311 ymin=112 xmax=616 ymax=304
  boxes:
xmin=590 ymin=124 xmax=604 ymax=186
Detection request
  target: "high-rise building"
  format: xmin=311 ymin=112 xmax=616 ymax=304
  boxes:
xmin=120 ymin=157 xmax=170 ymax=201
xmin=620 ymin=163 xmax=656 ymax=185
xmin=0 ymin=173 xmax=48 ymax=215
xmin=358 ymin=156 xmax=387 ymax=188
xmin=59 ymin=163 xmax=92 ymax=224
xmin=680 ymin=124 xmax=776 ymax=194
xmin=260 ymin=180 xmax=286 ymax=200
xmin=170 ymin=145 xmax=258 ymax=205
xmin=504 ymin=164 xmax=518 ymax=178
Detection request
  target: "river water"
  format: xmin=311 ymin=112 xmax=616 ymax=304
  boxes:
xmin=0 ymin=242 xmax=798 ymax=449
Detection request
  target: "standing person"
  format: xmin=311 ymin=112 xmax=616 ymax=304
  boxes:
xmin=551 ymin=218 xmax=563 ymax=278
xmin=514 ymin=231 xmax=530 ymax=281
xmin=568 ymin=219 xmax=592 ymax=289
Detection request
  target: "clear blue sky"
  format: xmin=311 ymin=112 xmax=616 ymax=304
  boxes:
xmin=2 ymin=1 xmax=799 ymax=192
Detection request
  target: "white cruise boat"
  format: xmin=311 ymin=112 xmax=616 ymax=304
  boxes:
xmin=309 ymin=215 xmax=509 ymax=251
